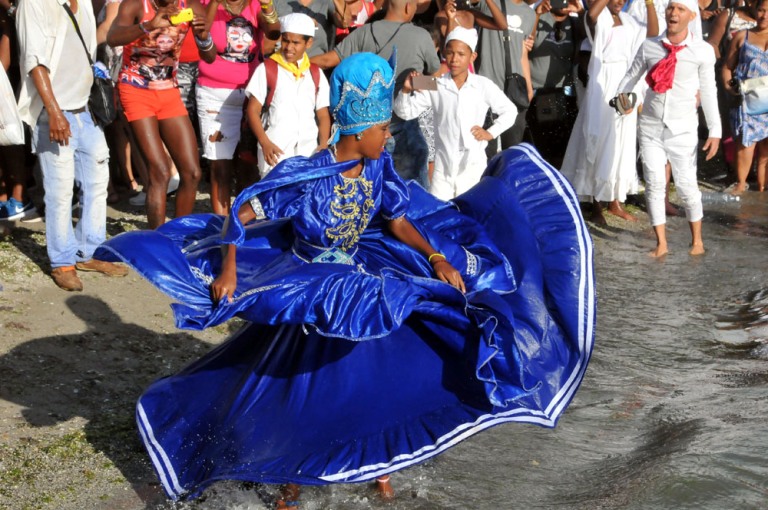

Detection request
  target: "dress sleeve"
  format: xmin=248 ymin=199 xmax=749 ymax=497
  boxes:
xmin=251 ymin=175 xmax=313 ymax=220
xmin=379 ymin=152 xmax=410 ymax=220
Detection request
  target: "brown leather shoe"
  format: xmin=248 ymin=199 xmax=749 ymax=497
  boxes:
xmin=75 ymin=259 xmax=129 ymax=277
xmin=51 ymin=266 xmax=83 ymax=291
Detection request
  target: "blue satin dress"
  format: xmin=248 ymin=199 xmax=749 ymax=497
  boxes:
xmin=96 ymin=144 xmax=595 ymax=501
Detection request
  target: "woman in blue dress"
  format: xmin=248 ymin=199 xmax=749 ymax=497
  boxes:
xmin=97 ymin=52 xmax=595 ymax=507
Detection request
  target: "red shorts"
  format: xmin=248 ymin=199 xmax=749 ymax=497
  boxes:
xmin=118 ymin=83 xmax=189 ymax=122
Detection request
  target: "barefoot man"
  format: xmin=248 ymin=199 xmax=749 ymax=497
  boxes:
xmin=614 ymin=0 xmax=720 ymax=257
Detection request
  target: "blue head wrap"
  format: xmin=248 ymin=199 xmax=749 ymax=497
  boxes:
xmin=329 ymin=51 xmax=396 ymax=145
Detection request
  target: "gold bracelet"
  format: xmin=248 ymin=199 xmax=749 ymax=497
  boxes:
xmin=645 ymin=0 xmax=653 ymax=5
xmin=262 ymin=8 xmax=278 ymax=23
xmin=428 ymin=253 xmax=446 ymax=264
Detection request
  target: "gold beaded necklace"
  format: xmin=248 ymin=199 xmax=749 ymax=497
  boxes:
xmin=223 ymin=0 xmax=247 ymax=16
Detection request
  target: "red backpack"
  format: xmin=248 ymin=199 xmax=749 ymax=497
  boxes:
xmin=262 ymin=57 xmax=322 ymax=110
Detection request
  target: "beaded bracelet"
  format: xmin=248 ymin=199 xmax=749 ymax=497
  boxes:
xmin=428 ymin=253 xmax=446 ymax=264
xmin=138 ymin=21 xmax=151 ymax=34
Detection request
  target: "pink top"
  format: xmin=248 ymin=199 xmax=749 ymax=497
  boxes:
xmin=197 ymin=0 xmax=262 ymax=89
xmin=119 ymin=0 xmax=190 ymax=90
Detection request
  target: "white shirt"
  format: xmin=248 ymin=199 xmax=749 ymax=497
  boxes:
xmin=618 ymin=31 xmax=721 ymax=138
xmin=16 ymin=0 xmax=97 ymax=127
xmin=245 ymin=57 xmax=330 ymax=150
xmin=393 ymin=72 xmax=517 ymax=178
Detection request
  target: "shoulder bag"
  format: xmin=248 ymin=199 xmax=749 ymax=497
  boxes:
xmin=62 ymin=3 xmax=117 ymax=127
xmin=499 ymin=0 xmax=530 ymax=109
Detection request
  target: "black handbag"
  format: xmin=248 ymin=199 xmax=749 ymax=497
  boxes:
xmin=62 ymin=4 xmax=117 ymax=127
xmin=504 ymin=73 xmax=530 ymax=110
xmin=500 ymin=0 xmax=530 ymax=109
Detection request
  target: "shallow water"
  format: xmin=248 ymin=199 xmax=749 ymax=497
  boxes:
xmin=177 ymin=192 xmax=768 ymax=510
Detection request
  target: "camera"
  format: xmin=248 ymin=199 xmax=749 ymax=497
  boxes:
xmin=455 ymin=0 xmax=473 ymax=11
xmin=550 ymin=0 xmax=568 ymax=10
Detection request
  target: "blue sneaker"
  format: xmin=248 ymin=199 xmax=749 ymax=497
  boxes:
xmin=0 ymin=198 xmax=36 ymax=221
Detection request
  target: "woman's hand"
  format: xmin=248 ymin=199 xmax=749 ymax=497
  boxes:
xmin=432 ymin=259 xmax=466 ymax=293
xmin=210 ymin=267 xmax=237 ymax=304
xmin=145 ymin=5 xmax=174 ymax=31
xmin=190 ymin=14 xmax=209 ymax=39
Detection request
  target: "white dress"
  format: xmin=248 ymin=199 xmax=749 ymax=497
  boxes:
xmin=561 ymin=10 xmax=645 ymax=202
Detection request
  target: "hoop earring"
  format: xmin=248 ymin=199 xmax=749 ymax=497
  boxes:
xmin=355 ymin=133 xmax=363 ymax=141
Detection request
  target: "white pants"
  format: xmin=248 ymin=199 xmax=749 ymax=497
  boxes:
xmin=430 ymin=152 xmax=486 ymax=201
xmin=638 ymin=121 xmax=703 ymax=226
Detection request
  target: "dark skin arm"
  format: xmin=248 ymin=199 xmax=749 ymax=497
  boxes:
xmin=387 ymin=216 xmax=466 ymax=293
xmin=108 ymin=0 xmax=216 ymax=63
xmin=254 ymin=0 xmax=281 ymax=41
xmin=310 ymin=49 xmax=342 ymax=69
xmin=246 ymin=96 xmax=284 ymax=167
xmin=721 ymin=28 xmax=744 ymax=96
xmin=471 ymin=0 xmax=508 ymax=31
xmin=706 ymin=6 xmax=735 ymax=59
xmin=210 ymin=203 xmax=257 ymax=304
xmin=316 ymin=106 xmax=331 ymax=152
xmin=210 ymin=205 xmax=468 ymax=303
xmin=0 ymin=11 xmax=10 ymax=71
xmin=30 ymin=66 xmax=70 ymax=145
xmin=586 ymin=0 xmax=609 ymax=38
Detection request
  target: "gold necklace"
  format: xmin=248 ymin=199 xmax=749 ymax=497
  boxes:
xmin=223 ymin=0 xmax=246 ymax=16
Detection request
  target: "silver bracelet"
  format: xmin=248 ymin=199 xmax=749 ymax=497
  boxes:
xmin=195 ymin=34 xmax=213 ymax=47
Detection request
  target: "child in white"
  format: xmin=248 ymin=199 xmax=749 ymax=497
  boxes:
xmin=615 ymin=0 xmax=720 ymax=257
xmin=245 ymin=13 xmax=331 ymax=177
xmin=393 ymin=27 xmax=517 ymax=200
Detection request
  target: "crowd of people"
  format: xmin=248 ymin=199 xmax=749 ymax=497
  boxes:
xmin=0 ymin=0 xmax=765 ymax=282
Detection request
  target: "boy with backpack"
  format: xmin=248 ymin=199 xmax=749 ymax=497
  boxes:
xmin=245 ymin=13 xmax=331 ymax=177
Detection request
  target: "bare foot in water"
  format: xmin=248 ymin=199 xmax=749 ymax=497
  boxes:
xmin=607 ymin=200 xmax=638 ymax=221
xmin=689 ymin=243 xmax=705 ymax=256
xmin=276 ymin=483 xmax=300 ymax=509
xmin=649 ymin=244 xmax=668 ymax=258
xmin=375 ymin=476 xmax=395 ymax=501
xmin=730 ymin=183 xmax=749 ymax=195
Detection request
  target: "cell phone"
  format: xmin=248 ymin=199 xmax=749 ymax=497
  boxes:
xmin=170 ymin=7 xmax=194 ymax=25
xmin=412 ymin=75 xmax=438 ymax=91
xmin=550 ymin=0 xmax=568 ymax=9
xmin=455 ymin=0 xmax=473 ymax=10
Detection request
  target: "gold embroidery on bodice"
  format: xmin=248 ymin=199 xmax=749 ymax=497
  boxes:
xmin=325 ymin=171 xmax=375 ymax=251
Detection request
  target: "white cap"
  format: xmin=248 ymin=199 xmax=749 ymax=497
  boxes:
xmin=669 ymin=0 xmax=698 ymax=15
xmin=280 ymin=13 xmax=317 ymax=37
xmin=444 ymin=26 xmax=478 ymax=52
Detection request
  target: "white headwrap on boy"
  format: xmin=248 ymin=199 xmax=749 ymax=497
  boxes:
xmin=444 ymin=27 xmax=478 ymax=52
xmin=280 ymin=13 xmax=317 ymax=37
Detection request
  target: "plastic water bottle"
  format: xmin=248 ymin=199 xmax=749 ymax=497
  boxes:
xmin=701 ymin=192 xmax=741 ymax=204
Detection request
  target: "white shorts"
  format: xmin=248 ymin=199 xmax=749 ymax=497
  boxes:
xmin=196 ymin=85 xmax=246 ymax=161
